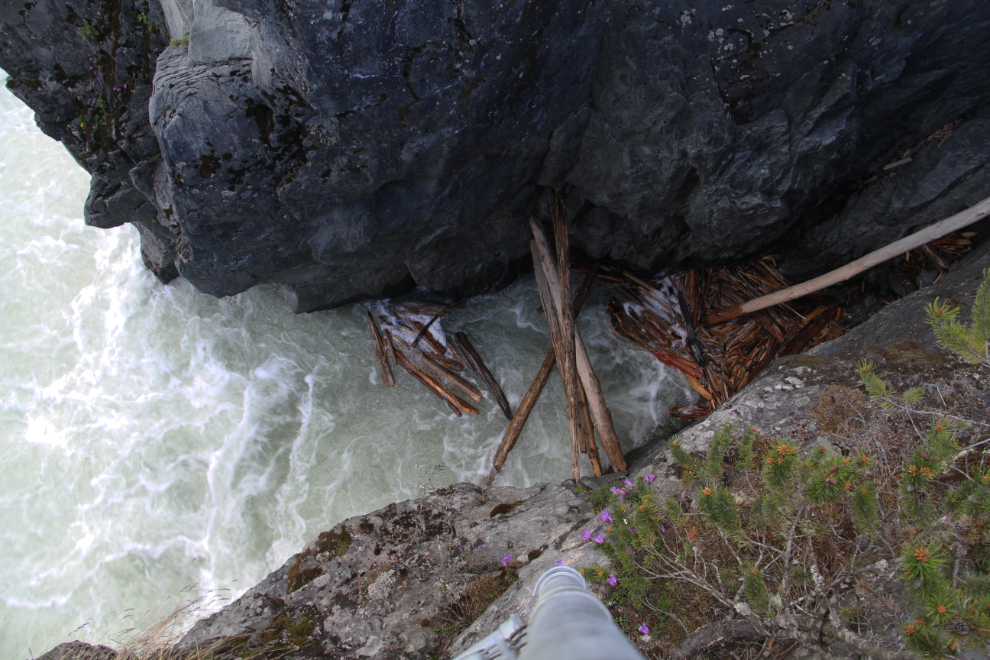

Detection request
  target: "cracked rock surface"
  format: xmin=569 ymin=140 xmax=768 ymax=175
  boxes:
xmin=177 ymin=481 xmax=606 ymax=659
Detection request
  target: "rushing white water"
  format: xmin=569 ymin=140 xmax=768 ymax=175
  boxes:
xmin=0 ymin=75 xmax=692 ymax=658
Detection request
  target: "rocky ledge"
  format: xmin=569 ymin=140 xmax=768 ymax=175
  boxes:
xmin=4 ymin=0 xmax=990 ymax=310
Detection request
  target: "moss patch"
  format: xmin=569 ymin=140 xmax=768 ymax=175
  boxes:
xmin=286 ymin=548 xmax=322 ymax=594
xmin=316 ymin=527 xmax=352 ymax=557
xmin=810 ymin=384 xmax=869 ymax=435
xmin=287 ymin=527 xmax=352 ymax=593
xmin=257 ymin=612 xmax=314 ymax=646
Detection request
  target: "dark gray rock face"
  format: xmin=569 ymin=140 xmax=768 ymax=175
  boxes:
xmin=4 ymin=0 xmax=990 ymax=310
xmin=148 ymin=0 xmax=610 ymax=308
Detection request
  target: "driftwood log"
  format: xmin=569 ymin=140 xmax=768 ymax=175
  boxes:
xmin=393 ymin=347 xmax=478 ymax=416
xmin=531 ymin=219 xmax=628 ymax=472
xmin=365 ymin=311 xmax=394 ymax=387
xmin=485 ymin=265 xmax=600 ymax=486
xmin=706 ymin=195 xmax=990 ymax=325
xmin=531 ymin=240 xmax=588 ymax=480
xmin=454 ymin=332 xmax=512 ymax=420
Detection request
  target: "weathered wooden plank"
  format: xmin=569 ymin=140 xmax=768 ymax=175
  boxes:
xmin=454 ymin=332 xmax=513 ymax=421
xmin=366 ymin=311 xmax=395 ymax=387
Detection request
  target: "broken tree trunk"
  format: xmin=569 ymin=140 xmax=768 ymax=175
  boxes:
xmin=547 ymin=193 xmax=591 ymax=462
xmin=706 ymin=196 xmax=990 ymax=325
xmin=366 ymin=311 xmax=395 ymax=387
xmin=551 ymin=197 xmax=604 ymax=476
xmin=532 ymin=240 xmax=587 ymax=481
xmin=530 ymin=219 xmax=628 ymax=472
xmin=454 ymin=332 xmax=512 ymax=420
xmin=485 ymin=265 xmax=600 ymax=486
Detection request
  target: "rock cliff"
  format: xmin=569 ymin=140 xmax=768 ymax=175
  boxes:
xmin=3 ymin=0 xmax=990 ymax=311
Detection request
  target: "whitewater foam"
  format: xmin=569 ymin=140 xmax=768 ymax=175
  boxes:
xmin=0 ymin=73 xmax=692 ymax=658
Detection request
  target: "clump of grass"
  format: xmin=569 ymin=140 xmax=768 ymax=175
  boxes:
xmin=48 ymin=591 xmax=253 ymax=660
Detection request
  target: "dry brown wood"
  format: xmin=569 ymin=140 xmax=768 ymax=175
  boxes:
xmin=454 ymin=332 xmax=513 ymax=421
xmin=407 ymin=319 xmax=449 ymax=355
xmin=390 ymin=331 xmax=463 ymax=371
xmin=531 ymin=241 xmax=586 ymax=479
xmin=707 ymin=196 xmax=990 ymax=324
xmin=422 ymin=353 xmax=483 ymax=403
xmin=669 ymin=405 xmax=711 ymax=419
xmin=548 ymin=203 xmax=591 ymax=465
xmin=395 ymin=301 xmax=447 ymax=316
xmin=551 ymin=195 xmax=605 ymax=476
xmin=366 ymin=311 xmax=395 ymax=387
xmin=531 ymin=222 xmax=627 ymax=471
xmin=648 ymin=347 xmax=704 ymax=378
xmin=420 ymin=347 xmax=464 ymax=372
xmin=384 ymin=329 xmax=399 ymax=364
xmin=486 ymin=265 xmax=601 ymax=486
xmin=394 ymin=347 xmax=478 ymax=416
xmin=577 ymin=379 xmax=603 ymax=477
xmin=685 ymin=374 xmax=713 ymax=400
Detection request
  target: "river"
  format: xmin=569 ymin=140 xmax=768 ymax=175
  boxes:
xmin=0 ymin=75 xmax=690 ymax=658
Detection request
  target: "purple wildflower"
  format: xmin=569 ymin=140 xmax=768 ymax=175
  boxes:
xmin=599 ymin=510 xmax=613 ymax=523
xmin=592 ymin=532 xmax=606 ymax=545
xmin=501 ymin=554 xmax=512 ymax=569
xmin=607 ymin=574 xmax=618 ymax=587
xmin=628 ymin=526 xmax=637 ymax=533
xmin=661 ymin=524 xmax=666 ymax=533
xmin=581 ymin=528 xmax=592 ymax=541
xmin=638 ymin=624 xmax=650 ymax=636
xmin=623 ymin=478 xmax=634 ymax=488
xmin=556 ymin=559 xmax=563 ymax=566
xmin=627 ymin=546 xmax=635 ymax=554
xmin=610 ymin=486 xmax=627 ymax=501
xmin=645 ymin=474 xmax=656 ymax=484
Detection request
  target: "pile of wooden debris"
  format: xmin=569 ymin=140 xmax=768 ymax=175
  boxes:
xmin=365 ymin=302 xmax=512 ymax=420
xmin=603 ymin=260 xmax=845 ymax=418
xmin=602 ymin=230 xmax=977 ymax=418
xmin=363 ymin=186 xmax=987 ymax=484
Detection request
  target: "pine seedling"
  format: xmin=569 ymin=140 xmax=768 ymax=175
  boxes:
xmin=698 ymin=485 xmax=738 ymax=532
xmin=851 ymin=482 xmax=879 ymax=533
xmin=736 ymin=426 xmax=757 ymax=471
xmin=904 ymin=620 xmax=947 ymax=659
xmin=903 ymin=543 xmax=949 ymax=601
xmin=926 ymin=268 xmax=990 ymax=366
xmin=703 ymin=425 xmax=734 ymax=480
xmin=857 ymin=359 xmax=895 ymax=407
xmin=742 ymin=564 xmax=770 ymax=614
xmin=669 ymin=437 xmax=700 ymax=484
xmin=945 ymin=470 xmax=990 ymax=518
xmin=762 ymin=441 xmax=799 ymax=491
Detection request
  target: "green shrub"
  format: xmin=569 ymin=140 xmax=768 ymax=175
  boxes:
xmin=926 ymin=267 xmax=990 ymax=366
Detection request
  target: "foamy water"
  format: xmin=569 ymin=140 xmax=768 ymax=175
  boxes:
xmin=0 ymin=75 xmax=692 ymax=658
